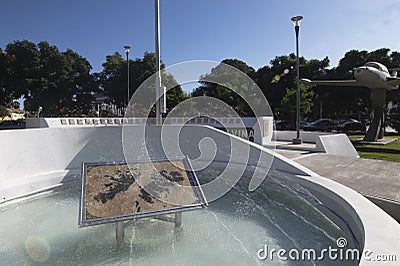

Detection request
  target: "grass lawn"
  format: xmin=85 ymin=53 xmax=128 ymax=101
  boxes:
xmin=348 ymin=134 xmax=400 ymax=162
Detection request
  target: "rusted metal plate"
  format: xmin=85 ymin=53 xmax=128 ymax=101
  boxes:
xmin=79 ymin=157 xmax=207 ymax=227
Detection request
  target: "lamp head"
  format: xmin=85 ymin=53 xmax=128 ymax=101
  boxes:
xmin=291 ymin=16 xmax=303 ymax=27
xmin=124 ymin=45 xmax=131 ymax=54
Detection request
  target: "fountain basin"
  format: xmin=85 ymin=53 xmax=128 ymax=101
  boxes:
xmin=0 ymin=125 xmax=399 ymax=265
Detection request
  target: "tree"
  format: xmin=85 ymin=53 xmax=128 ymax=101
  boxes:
xmin=100 ymin=51 xmax=185 ymax=113
xmin=0 ymin=105 xmax=9 ymax=119
xmin=192 ymin=59 xmax=260 ymax=117
xmin=12 ymin=101 xmax=20 ymax=109
xmin=1 ymin=40 xmax=95 ymax=116
xmin=4 ymin=40 xmax=40 ymax=102
xmin=278 ymin=83 xmax=314 ymax=126
xmin=0 ymin=48 xmax=12 ymax=107
xmin=255 ymin=54 xmax=329 ymax=119
xmin=256 ymin=54 xmax=298 ymax=112
xmin=23 ymin=41 xmax=66 ymax=115
xmin=22 ymin=42 xmax=95 ymax=116
xmin=100 ymin=52 xmax=126 ymax=106
xmin=60 ymin=48 xmax=95 ymax=115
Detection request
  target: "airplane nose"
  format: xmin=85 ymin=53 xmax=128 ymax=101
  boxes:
xmin=351 ymin=67 xmax=362 ymax=79
xmin=353 ymin=68 xmax=363 ymax=79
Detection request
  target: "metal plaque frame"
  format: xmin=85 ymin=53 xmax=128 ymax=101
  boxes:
xmin=79 ymin=156 xmax=207 ymax=227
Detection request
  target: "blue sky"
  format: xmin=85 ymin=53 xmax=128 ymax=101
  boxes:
xmin=1 ymin=0 xmax=400 ymax=74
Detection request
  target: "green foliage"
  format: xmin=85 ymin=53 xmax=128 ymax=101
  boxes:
xmin=100 ymin=51 xmax=185 ymax=112
xmin=255 ymin=54 xmax=328 ymax=119
xmin=0 ymin=105 xmax=9 ymax=118
xmin=0 ymin=48 xmax=12 ymax=107
xmin=2 ymin=38 xmax=400 ymax=122
xmin=278 ymin=83 xmax=314 ymax=125
xmin=0 ymin=40 xmax=95 ymax=116
xmin=191 ymin=49 xmax=400 ymax=122
xmin=192 ymin=59 xmax=261 ymax=117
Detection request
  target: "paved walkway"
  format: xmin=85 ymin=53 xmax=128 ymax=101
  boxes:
xmin=269 ymin=142 xmax=400 ymax=222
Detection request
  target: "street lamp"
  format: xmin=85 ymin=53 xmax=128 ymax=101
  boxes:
xmin=155 ymin=0 xmax=162 ymax=125
xmin=291 ymin=15 xmax=303 ymax=144
xmin=37 ymin=106 xmax=42 ymax=118
xmin=124 ymin=45 xmax=131 ymax=109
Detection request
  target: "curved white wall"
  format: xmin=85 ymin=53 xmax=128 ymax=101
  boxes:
xmin=0 ymin=125 xmax=399 ymax=265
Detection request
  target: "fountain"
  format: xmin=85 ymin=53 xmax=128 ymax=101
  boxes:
xmin=0 ymin=157 xmax=358 ymax=265
xmin=0 ymin=124 xmax=399 ymax=265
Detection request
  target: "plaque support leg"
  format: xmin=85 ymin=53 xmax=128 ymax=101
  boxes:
xmin=116 ymin=222 xmax=125 ymax=240
xmin=174 ymin=212 xmax=182 ymax=228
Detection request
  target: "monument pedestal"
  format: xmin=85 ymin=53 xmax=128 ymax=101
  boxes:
xmin=292 ymin=138 xmax=303 ymax=145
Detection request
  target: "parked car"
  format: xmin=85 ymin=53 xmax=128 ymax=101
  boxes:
xmin=274 ymin=120 xmax=292 ymax=130
xmin=299 ymin=121 xmax=310 ymax=129
xmin=336 ymin=120 xmax=366 ymax=133
xmin=303 ymin=119 xmax=335 ymax=132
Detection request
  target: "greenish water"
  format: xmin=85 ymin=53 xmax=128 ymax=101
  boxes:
xmin=0 ymin=172 xmax=358 ymax=266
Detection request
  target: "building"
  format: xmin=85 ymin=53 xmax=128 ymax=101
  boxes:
xmin=0 ymin=108 xmax=25 ymax=121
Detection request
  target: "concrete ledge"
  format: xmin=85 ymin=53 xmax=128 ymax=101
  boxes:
xmin=316 ymin=133 xmax=359 ymax=158
xmin=0 ymin=170 xmax=68 ymax=203
xmin=25 ymin=116 xmax=274 ymax=146
xmin=273 ymin=130 xmax=332 ymax=143
xmin=365 ymin=195 xmax=400 ymax=222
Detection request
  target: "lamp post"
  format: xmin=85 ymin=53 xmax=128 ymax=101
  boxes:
xmin=37 ymin=106 xmax=42 ymax=118
xmin=124 ymin=45 xmax=131 ymax=110
xmin=155 ymin=0 xmax=162 ymax=125
xmin=291 ymin=15 xmax=303 ymax=144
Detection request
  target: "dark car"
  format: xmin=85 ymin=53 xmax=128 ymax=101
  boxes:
xmin=336 ymin=120 xmax=366 ymax=133
xmin=303 ymin=119 xmax=335 ymax=132
xmin=274 ymin=120 xmax=292 ymax=130
xmin=299 ymin=121 xmax=310 ymax=129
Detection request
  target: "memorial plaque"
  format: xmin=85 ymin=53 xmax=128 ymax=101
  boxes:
xmin=79 ymin=157 xmax=207 ymax=227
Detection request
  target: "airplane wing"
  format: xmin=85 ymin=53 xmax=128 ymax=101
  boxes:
xmin=386 ymin=77 xmax=400 ymax=88
xmin=301 ymin=78 xmax=359 ymax=87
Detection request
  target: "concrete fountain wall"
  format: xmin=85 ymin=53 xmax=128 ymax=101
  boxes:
xmin=0 ymin=124 xmax=399 ymax=265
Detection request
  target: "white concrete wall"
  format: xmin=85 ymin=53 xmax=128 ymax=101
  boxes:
xmin=26 ymin=116 xmax=274 ymax=145
xmin=316 ymin=133 xmax=360 ymax=158
xmin=0 ymin=127 xmax=125 ymax=202
xmin=273 ymin=131 xmax=360 ymax=158
xmin=0 ymin=125 xmax=398 ymax=264
xmin=272 ymin=130 xmax=332 ymax=143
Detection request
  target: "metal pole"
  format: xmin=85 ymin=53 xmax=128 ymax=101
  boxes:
xmin=116 ymin=222 xmax=125 ymax=240
xmin=295 ymin=25 xmax=300 ymax=140
xmin=320 ymin=100 xmax=322 ymax=119
xmin=155 ymin=0 xmax=162 ymax=125
xmin=291 ymin=16 xmax=303 ymax=145
xmin=174 ymin=212 xmax=182 ymax=228
xmin=124 ymin=45 xmax=131 ymax=110
xmin=127 ymin=51 xmax=130 ymax=108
